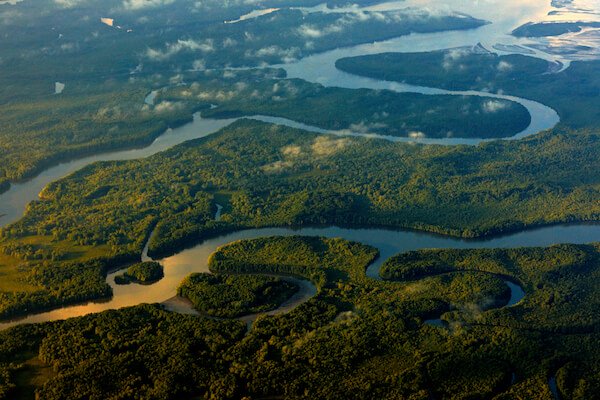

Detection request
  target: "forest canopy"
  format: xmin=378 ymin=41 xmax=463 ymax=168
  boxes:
xmin=0 ymin=120 xmax=599 ymax=318
xmin=1 ymin=237 xmax=600 ymax=399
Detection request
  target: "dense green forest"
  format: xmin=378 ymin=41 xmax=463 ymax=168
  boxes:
xmin=0 ymin=80 xmax=192 ymax=187
xmin=381 ymin=243 xmax=600 ymax=333
xmin=336 ymin=49 xmax=600 ymax=129
xmin=162 ymin=73 xmax=530 ymax=139
xmin=512 ymin=21 xmax=600 ymax=37
xmin=0 ymin=119 xmax=599 ymax=318
xmin=1 ymin=0 xmax=599 ymax=398
xmin=178 ymin=273 xmax=299 ymax=318
xmin=1 ymin=236 xmax=600 ymax=399
xmin=0 ymin=0 xmax=484 ymax=78
xmin=209 ymin=236 xmax=379 ymax=289
xmin=114 ymin=261 xmax=164 ymax=285
xmin=0 ymin=64 xmax=530 ymax=194
xmin=0 ymin=0 xmax=486 ymax=190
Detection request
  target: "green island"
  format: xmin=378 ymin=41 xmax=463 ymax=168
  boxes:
xmin=1 ymin=236 xmax=599 ymax=399
xmin=178 ymin=273 xmax=299 ymax=318
xmin=114 ymin=261 xmax=164 ymax=285
xmin=0 ymin=119 xmax=599 ymax=318
xmin=512 ymin=21 xmax=600 ymax=37
xmin=336 ymin=48 xmax=600 ymax=129
xmin=162 ymin=72 xmax=530 ymax=139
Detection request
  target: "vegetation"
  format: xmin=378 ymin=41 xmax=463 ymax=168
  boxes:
xmin=114 ymin=261 xmax=164 ymax=285
xmin=0 ymin=119 xmax=599 ymax=317
xmin=0 ymin=0 xmax=484 ymax=74
xmin=1 ymin=1 xmax=598 ymax=398
xmin=0 ymin=80 xmax=193 ymax=190
xmin=512 ymin=21 xmax=600 ymax=37
xmin=0 ymin=0 xmax=485 ymax=190
xmin=162 ymin=73 xmax=530 ymax=139
xmin=0 ymin=55 xmax=530 ymax=194
xmin=0 ymin=259 xmax=113 ymax=320
xmin=209 ymin=236 xmax=379 ymax=289
xmin=0 ymin=305 xmax=246 ymax=400
xmin=336 ymin=48 xmax=600 ymax=129
xmin=177 ymin=273 xmax=298 ymax=318
xmin=2 ymin=0 xmax=445 ymax=92
xmin=1 ymin=236 xmax=600 ymax=399
xmin=382 ymin=243 xmax=600 ymax=333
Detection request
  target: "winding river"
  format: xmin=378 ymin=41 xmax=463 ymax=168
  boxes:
xmin=2 ymin=223 xmax=600 ymax=330
xmin=0 ymin=0 xmax=599 ymax=330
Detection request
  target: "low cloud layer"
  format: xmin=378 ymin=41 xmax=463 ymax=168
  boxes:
xmin=147 ymin=39 xmax=214 ymax=61
xmin=297 ymin=9 xmax=444 ymax=40
xmin=263 ymin=136 xmax=352 ymax=174
xmin=123 ymin=0 xmax=175 ymax=10
xmin=483 ymin=100 xmax=508 ymax=113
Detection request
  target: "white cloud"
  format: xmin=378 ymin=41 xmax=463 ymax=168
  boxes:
xmin=245 ymin=46 xmax=300 ymax=63
xmin=497 ymin=60 xmax=513 ymax=72
xmin=296 ymin=9 xmax=445 ymax=40
xmin=54 ymin=0 xmax=85 ymax=7
xmin=192 ymin=59 xmax=206 ymax=71
xmin=348 ymin=121 xmax=387 ymax=134
xmin=146 ymin=39 xmax=214 ymax=61
xmin=262 ymin=135 xmax=352 ymax=173
xmin=55 ymin=82 xmax=65 ymax=94
xmin=154 ymin=101 xmax=184 ymax=113
xmin=443 ymin=48 xmax=470 ymax=70
xmin=297 ymin=25 xmax=328 ymax=38
xmin=482 ymin=100 xmax=508 ymax=113
xmin=0 ymin=9 xmax=22 ymax=25
xmin=60 ymin=42 xmax=77 ymax=51
xmin=222 ymin=37 xmax=237 ymax=48
xmin=123 ymin=0 xmax=175 ymax=10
